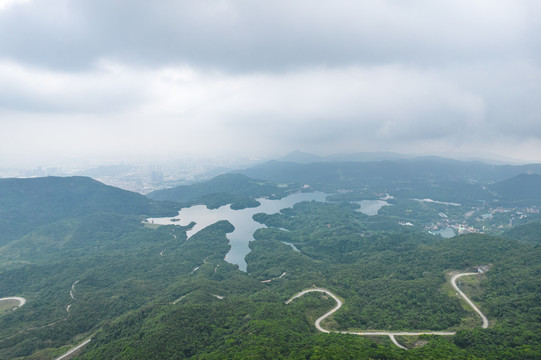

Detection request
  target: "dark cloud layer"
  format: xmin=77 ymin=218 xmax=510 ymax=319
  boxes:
xmin=0 ymin=0 xmax=540 ymax=164
xmin=2 ymin=0 xmax=539 ymax=71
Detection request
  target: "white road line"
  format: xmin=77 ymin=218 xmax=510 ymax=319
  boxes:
xmin=54 ymin=338 xmax=91 ymax=360
xmin=286 ymin=288 xmax=454 ymax=349
xmin=389 ymin=334 xmax=408 ymax=350
xmin=451 ymin=273 xmax=489 ymax=328
xmin=70 ymin=280 xmax=79 ymax=300
xmin=0 ymin=297 xmax=26 ymax=308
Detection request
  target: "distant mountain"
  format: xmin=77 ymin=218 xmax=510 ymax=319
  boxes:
xmin=489 ymin=173 xmax=541 ymax=201
xmin=325 ymin=151 xmax=411 ymax=162
xmin=236 ymin=160 xmax=350 ymax=185
xmin=236 ymin=159 xmax=443 ymax=185
xmin=147 ymin=173 xmax=298 ymax=209
xmin=278 ymin=150 xmax=323 ymax=163
xmin=278 ymin=150 xmax=410 ymax=163
xmin=238 ymin=158 xmax=541 ymax=185
xmin=233 ymin=158 xmax=541 ymax=206
xmin=0 ymin=176 xmax=177 ymax=245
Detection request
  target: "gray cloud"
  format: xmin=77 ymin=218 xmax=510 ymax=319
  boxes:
xmin=1 ymin=0 xmax=538 ymax=71
xmin=0 ymin=62 xmax=146 ymax=113
xmin=0 ymin=0 xmax=540 ymax=165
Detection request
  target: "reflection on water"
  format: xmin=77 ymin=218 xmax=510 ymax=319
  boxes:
xmin=354 ymin=200 xmax=389 ymax=216
xmin=147 ymin=192 xmax=327 ymax=271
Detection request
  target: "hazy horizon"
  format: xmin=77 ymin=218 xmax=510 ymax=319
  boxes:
xmin=1 ymin=1 xmax=540 ymax=166
xmin=2 ymin=149 xmax=538 ymax=173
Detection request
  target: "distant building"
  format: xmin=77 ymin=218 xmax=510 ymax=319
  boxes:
xmin=149 ymin=164 xmax=164 ymax=184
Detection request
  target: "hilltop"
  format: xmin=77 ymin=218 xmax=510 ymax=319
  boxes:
xmin=0 ymin=176 xmax=177 ymax=245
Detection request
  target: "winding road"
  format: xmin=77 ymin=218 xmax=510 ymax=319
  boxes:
xmin=286 ymin=288 xmax=343 ymax=333
xmin=286 ymin=272 xmax=488 ymax=350
xmin=451 ymin=273 xmax=489 ymax=328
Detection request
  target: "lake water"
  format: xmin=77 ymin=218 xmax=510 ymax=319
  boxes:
xmin=430 ymin=227 xmax=456 ymax=238
xmin=146 ymin=191 xmax=327 ymax=271
xmin=354 ymin=200 xmax=390 ymax=216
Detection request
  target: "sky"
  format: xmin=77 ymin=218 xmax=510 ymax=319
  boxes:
xmin=1 ymin=0 xmax=541 ymax=166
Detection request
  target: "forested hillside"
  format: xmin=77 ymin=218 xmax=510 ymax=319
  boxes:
xmin=237 ymin=158 xmax=541 ymax=186
xmin=0 ymin=177 xmax=178 ymax=246
xmin=503 ymin=220 xmax=541 ymax=244
xmin=490 ymin=173 xmax=541 ymax=204
xmin=0 ymin=173 xmax=539 ymax=359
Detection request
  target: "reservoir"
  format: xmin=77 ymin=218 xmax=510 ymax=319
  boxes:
xmin=147 ymin=191 xmax=327 ymax=271
xmin=354 ymin=200 xmax=390 ymax=216
xmin=430 ymin=227 xmax=456 ymax=238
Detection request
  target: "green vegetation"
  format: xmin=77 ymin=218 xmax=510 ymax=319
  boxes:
xmin=0 ymin=300 xmax=20 ymax=314
xmin=0 ymin=172 xmax=540 ymax=359
xmin=503 ymin=220 xmax=541 ymax=244
xmin=147 ymin=173 xmax=299 ymax=209
xmin=239 ymin=159 xmax=541 ymax=190
xmin=0 ymin=176 xmax=178 ymax=246
xmin=489 ymin=173 xmax=541 ymax=205
xmin=195 ymin=192 xmax=261 ymax=210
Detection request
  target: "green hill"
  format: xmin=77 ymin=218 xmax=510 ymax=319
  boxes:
xmin=0 ymin=176 xmax=177 ymax=245
xmin=503 ymin=220 xmax=541 ymax=244
xmin=238 ymin=158 xmax=541 ymax=185
xmin=235 ymin=159 xmax=541 ymax=206
xmin=490 ymin=173 xmax=541 ymax=202
xmin=0 ymin=173 xmax=540 ymax=359
xmin=147 ymin=173 xmax=297 ymax=209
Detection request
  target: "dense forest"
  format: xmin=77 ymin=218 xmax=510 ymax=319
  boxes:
xmin=0 ymin=163 xmax=540 ymax=359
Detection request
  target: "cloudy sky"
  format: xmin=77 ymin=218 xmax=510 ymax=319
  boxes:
xmin=1 ymin=0 xmax=540 ymax=166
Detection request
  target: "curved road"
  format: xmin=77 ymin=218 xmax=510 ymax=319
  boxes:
xmin=0 ymin=297 xmax=26 ymax=309
xmin=286 ymin=288 xmax=342 ymax=333
xmin=286 ymin=273 xmax=489 ymax=350
xmin=451 ymin=273 xmax=489 ymax=328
